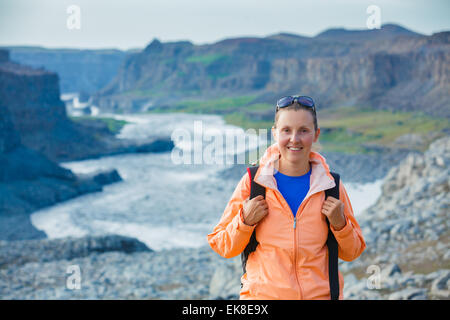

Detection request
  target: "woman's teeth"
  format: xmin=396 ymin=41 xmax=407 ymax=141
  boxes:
xmin=288 ymin=147 xmax=302 ymax=151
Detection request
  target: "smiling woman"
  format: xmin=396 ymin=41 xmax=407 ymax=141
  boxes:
xmin=207 ymin=95 xmax=366 ymax=300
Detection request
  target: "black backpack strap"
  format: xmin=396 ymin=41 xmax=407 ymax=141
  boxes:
xmin=241 ymin=166 xmax=265 ymax=276
xmin=325 ymin=172 xmax=340 ymax=300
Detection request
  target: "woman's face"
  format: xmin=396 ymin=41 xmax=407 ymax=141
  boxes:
xmin=272 ymin=109 xmax=320 ymax=166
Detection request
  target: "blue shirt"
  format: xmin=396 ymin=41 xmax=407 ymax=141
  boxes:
xmin=274 ymin=168 xmax=311 ymax=217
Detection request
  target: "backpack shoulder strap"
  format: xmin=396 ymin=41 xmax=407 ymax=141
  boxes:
xmin=241 ymin=166 xmax=265 ymax=276
xmin=325 ymin=171 xmax=340 ymax=300
xmin=247 ymin=166 xmax=265 ymax=200
xmin=325 ymin=172 xmax=340 ymax=200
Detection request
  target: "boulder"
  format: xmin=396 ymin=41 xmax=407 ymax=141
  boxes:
xmin=430 ymin=270 xmax=450 ymax=298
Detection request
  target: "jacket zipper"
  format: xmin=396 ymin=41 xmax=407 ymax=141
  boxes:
xmin=255 ymin=182 xmax=310 ymax=299
xmin=253 ymin=164 xmax=334 ymax=299
xmin=293 ymin=215 xmax=302 ymax=299
xmin=276 ymin=189 xmax=304 ymax=300
xmin=289 ymin=191 xmax=326 ymax=299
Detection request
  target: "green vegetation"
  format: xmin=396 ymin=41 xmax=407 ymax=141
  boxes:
xmin=100 ymin=117 xmax=128 ymax=134
xmin=148 ymin=95 xmax=258 ymax=114
xmin=317 ymin=106 xmax=449 ymax=153
xmin=70 ymin=115 xmax=129 ymax=134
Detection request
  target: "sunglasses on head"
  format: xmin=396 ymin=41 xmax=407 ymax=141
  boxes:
xmin=276 ymin=95 xmax=316 ymax=112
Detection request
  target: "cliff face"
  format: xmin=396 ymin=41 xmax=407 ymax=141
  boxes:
xmin=0 ymin=94 xmax=21 ymax=154
xmin=1 ymin=49 xmax=176 ymax=162
xmin=267 ymin=47 xmax=449 ymax=115
xmin=0 ymin=53 xmax=108 ymax=161
xmin=0 ymin=49 xmax=125 ymax=240
xmin=0 ymin=50 xmax=71 ymax=181
xmin=93 ymin=24 xmax=450 ymax=117
xmin=0 ymin=51 xmax=66 ymax=239
xmin=0 ymin=55 xmax=67 ymax=133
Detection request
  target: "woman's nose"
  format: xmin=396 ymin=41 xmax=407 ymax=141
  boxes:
xmin=289 ymin=132 xmax=301 ymax=143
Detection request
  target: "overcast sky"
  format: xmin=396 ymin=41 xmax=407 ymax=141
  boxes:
xmin=0 ymin=0 xmax=449 ymax=50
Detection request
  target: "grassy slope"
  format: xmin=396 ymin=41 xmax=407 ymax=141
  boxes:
xmin=317 ymin=106 xmax=449 ymax=153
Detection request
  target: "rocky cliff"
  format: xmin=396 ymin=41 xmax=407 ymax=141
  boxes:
xmin=0 ymin=48 xmax=176 ymax=240
xmin=92 ymin=24 xmax=450 ymax=117
xmin=0 ymin=85 xmax=21 ymax=154
xmin=0 ymin=49 xmax=103 ymax=161
xmin=0 ymin=49 xmax=124 ymax=240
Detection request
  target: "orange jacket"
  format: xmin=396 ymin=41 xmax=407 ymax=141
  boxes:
xmin=207 ymin=144 xmax=366 ymax=299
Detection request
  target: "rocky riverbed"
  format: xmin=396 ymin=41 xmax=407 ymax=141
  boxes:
xmin=1 ymin=137 xmax=448 ymax=300
xmin=0 ymin=235 xmax=220 ymax=299
xmin=339 ymin=136 xmax=450 ymax=299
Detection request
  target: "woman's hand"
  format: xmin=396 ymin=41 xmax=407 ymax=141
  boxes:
xmin=321 ymin=196 xmax=346 ymax=231
xmin=242 ymin=195 xmax=269 ymax=226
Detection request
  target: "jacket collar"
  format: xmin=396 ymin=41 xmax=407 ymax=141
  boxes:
xmin=254 ymin=143 xmax=336 ymax=197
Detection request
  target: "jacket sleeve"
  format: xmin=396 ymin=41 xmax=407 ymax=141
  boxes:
xmin=330 ymin=180 xmax=366 ymax=261
xmin=207 ymin=172 xmax=256 ymax=258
